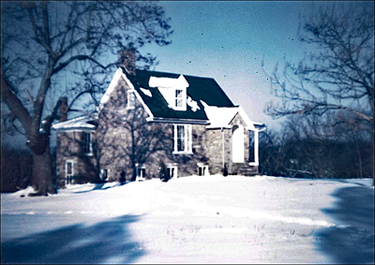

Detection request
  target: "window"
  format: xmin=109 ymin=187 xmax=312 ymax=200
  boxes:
xmin=127 ymin=90 xmax=136 ymax=109
xmin=100 ymin=169 xmax=108 ymax=181
xmin=83 ymin=132 xmax=93 ymax=155
xmin=136 ymin=164 xmax=146 ymax=181
xmin=173 ymin=124 xmax=192 ymax=153
xmin=175 ymin=89 xmax=183 ymax=108
xmin=198 ymin=164 xmax=209 ymax=176
xmin=232 ymin=125 xmax=244 ymax=163
xmin=167 ymin=165 xmax=178 ymax=178
xmin=65 ymin=160 xmax=74 ymax=185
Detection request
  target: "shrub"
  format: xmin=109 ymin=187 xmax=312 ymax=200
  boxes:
xmin=223 ymin=163 xmax=228 ymax=177
xmin=159 ymin=161 xmax=169 ymax=182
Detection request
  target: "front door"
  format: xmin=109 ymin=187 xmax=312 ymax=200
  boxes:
xmin=65 ymin=160 xmax=74 ymax=185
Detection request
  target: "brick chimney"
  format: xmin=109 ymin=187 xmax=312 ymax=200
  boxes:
xmin=59 ymin=97 xmax=68 ymax=122
xmin=119 ymin=49 xmax=136 ymax=75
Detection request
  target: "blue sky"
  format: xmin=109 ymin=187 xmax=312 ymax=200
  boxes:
xmin=2 ymin=1 xmax=362 ymax=149
xmin=139 ymin=1 xmax=355 ymax=130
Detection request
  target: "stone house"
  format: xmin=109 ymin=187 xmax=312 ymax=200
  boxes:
xmin=52 ymin=50 xmax=265 ymax=185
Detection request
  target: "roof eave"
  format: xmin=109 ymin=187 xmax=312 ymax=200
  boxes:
xmin=54 ymin=126 xmax=97 ymax=132
xmin=146 ymin=117 xmax=209 ymax=125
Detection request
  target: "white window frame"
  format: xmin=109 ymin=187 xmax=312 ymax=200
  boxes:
xmin=100 ymin=168 xmax=108 ymax=181
xmin=173 ymin=88 xmax=186 ymax=111
xmin=83 ymin=132 xmax=93 ymax=156
xmin=198 ymin=163 xmax=209 ymax=176
xmin=173 ymin=124 xmax=192 ymax=154
xmin=127 ymin=90 xmax=136 ymax=109
xmin=136 ymin=164 xmax=146 ymax=181
xmin=167 ymin=165 xmax=178 ymax=179
xmin=175 ymin=89 xmax=183 ymax=108
xmin=232 ymin=125 xmax=245 ymax=163
xmin=65 ymin=160 xmax=74 ymax=185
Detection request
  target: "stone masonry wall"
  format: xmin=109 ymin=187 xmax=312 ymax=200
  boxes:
xmin=228 ymin=112 xmax=250 ymax=174
xmin=56 ymin=130 xmax=98 ymax=187
xmin=56 ymin=68 xmax=255 ymax=184
xmin=204 ymin=112 xmax=251 ymax=175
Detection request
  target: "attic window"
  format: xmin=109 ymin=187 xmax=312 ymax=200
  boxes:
xmin=173 ymin=88 xmax=186 ymax=110
xmin=175 ymin=89 xmax=183 ymax=108
xmin=149 ymin=75 xmax=188 ymax=111
xmin=127 ymin=90 xmax=135 ymax=109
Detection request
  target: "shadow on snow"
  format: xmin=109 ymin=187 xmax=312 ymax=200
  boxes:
xmin=317 ymin=186 xmax=374 ymax=264
xmin=1 ymin=215 xmax=145 ymax=264
xmin=65 ymin=182 xmax=129 ymax=194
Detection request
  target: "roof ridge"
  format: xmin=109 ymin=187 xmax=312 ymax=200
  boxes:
xmin=136 ymin=69 xmax=215 ymax=80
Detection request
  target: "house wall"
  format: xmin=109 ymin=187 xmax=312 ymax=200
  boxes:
xmin=204 ymin=112 xmax=251 ymax=175
xmin=97 ymin=121 xmax=210 ymax=181
xmin=206 ymin=128 xmax=225 ymax=174
xmin=96 ymin=68 xmax=211 ymax=181
xmin=55 ymin=66 xmax=257 ymax=184
xmin=228 ymin=112 xmax=251 ymax=174
xmin=55 ymin=111 xmax=254 ymax=185
xmin=170 ymin=124 xmax=209 ymax=177
xmin=56 ymin=130 xmax=98 ymax=187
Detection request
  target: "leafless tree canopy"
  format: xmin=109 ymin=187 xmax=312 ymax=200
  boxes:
xmin=260 ymin=113 xmax=373 ymax=179
xmin=261 ymin=3 xmax=374 ymax=182
xmin=98 ymin=91 xmax=173 ymax=182
xmin=1 ymin=1 xmax=173 ymax=195
xmin=265 ymin=3 xmax=374 ymax=126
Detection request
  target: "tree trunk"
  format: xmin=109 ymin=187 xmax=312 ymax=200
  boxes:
xmin=29 ymin=145 xmax=56 ymax=196
xmin=373 ymin=128 xmax=374 ymax=186
xmin=131 ymin=166 xmax=137 ymax=182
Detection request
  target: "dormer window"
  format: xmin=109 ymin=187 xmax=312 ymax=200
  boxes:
xmin=127 ymin=90 xmax=135 ymax=109
xmin=175 ymin=89 xmax=184 ymax=109
xmin=149 ymin=75 xmax=189 ymax=111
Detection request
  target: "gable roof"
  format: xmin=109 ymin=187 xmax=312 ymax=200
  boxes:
xmin=125 ymin=69 xmax=235 ymax=122
xmin=53 ymin=67 xmax=265 ymax=131
xmin=202 ymin=102 xmax=257 ymax=130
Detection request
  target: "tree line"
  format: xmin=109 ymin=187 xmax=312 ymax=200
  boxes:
xmin=259 ymin=113 xmax=373 ymax=179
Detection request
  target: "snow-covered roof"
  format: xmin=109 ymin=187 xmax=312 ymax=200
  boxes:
xmin=52 ymin=115 xmax=98 ymax=131
xmin=98 ymin=67 xmax=265 ymax=128
xmin=201 ymin=101 xmax=263 ymax=131
xmin=202 ymin=101 xmax=239 ymax=128
xmin=149 ymin=74 xmax=189 ymax=88
xmin=124 ymin=69 xmax=235 ymax=122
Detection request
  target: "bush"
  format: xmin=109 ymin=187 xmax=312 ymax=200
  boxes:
xmin=159 ymin=161 xmax=169 ymax=182
xmin=223 ymin=163 xmax=228 ymax=177
xmin=1 ymin=146 xmax=32 ymax=192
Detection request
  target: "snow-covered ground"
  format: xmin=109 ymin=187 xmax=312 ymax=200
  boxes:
xmin=1 ymin=175 xmax=374 ymax=264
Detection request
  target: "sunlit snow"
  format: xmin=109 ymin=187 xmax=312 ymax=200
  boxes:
xmin=187 ymin=96 xmax=200 ymax=112
xmin=1 ymin=175 xmax=373 ymax=264
xmin=140 ymin=87 xmax=152 ymax=97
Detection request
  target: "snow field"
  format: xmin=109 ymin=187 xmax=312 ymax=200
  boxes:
xmin=1 ymin=175 xmax=373 ymax=263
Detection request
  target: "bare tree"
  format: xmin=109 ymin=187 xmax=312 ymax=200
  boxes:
xmin=1 ymin=1 xmax=172 ymax=196
xmin=265 ymin=3 xmax=373 ymax=124
xmin=260 ymin=113 xmax=373 ymax=179
xmin=259 ymin=129 xmax=289 ymax=176
xmin=97 ymin=86 xmax=173 ymax=182
xmin=263 ymin=2 xmax=374 ymax=181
